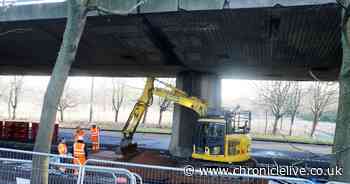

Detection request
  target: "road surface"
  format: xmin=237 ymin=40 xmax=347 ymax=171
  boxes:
xmin=59 ymin=128 xmax=332 ymax=163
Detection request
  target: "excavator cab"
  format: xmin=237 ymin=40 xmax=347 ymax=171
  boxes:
xmin=192 ymin=111 xmax=252 ymax=163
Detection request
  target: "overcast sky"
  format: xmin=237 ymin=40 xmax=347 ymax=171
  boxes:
xmin=1 ymin=76 xmax=326 ymax=100
xmin=12 ymin=76 xmax=257 ymax=100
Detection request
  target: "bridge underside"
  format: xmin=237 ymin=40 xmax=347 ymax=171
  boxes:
xmin=0 ymin=3 xmax=341 ymax=80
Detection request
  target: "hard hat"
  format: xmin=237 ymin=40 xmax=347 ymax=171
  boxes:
xmin=77 ymin=136 xmax=84 ymax=141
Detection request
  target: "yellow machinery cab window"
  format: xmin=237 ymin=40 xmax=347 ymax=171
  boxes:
xmin=194 ymin=119 xmax=226 ymax=155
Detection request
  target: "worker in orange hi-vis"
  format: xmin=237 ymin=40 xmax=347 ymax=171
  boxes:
xmin=57 ymin=138 xmax=67 ymax=173
xmin=73 ymin=136 xmax=88 ymax=175
xmin=90 ymin=124 xmax=100 ymax=153
xmin=74 ymin=126 xmax=85 ymax=142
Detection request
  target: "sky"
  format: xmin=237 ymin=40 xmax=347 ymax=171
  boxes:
xmin=221 ymin=79 xmax=256 ymax=100
xmin=13 ymin=76 xmax=258 ymax=101
xmin=3 ymin=75 xmax=337 ymax=99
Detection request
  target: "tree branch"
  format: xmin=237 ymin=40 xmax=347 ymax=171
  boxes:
xmin=95 ymin=0 xmax=147 ymax=15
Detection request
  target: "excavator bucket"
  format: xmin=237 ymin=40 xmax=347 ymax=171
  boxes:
xmin=116 ymin=138 xmax=139 ymax=159
xmin=116 ymin=77 xmax=208 ymax=160
xmin=120 ymin=143 xmax=138 ymax=155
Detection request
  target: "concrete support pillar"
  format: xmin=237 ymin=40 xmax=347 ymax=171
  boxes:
xmin=199 ymin=74 xmax=221 ymax=110
xmin=169 ymin=71 xmax=221 ymax=157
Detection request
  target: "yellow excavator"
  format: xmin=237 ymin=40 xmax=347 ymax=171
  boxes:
xmin=119 ymin=77 xmax=252 ymax=163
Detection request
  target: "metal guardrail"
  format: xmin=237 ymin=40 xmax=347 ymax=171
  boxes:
xmin=85 ymin=158 xmax=316 ymax=184
xmin=0 ymin=147 xmax=341 ymax=184
xmin=79 ymin=165 xmax=138 ymax=184
xmin=0 ymin=147 xmax=139 ymax=184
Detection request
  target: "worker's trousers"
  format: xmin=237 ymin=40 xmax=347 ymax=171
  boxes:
xmin=58 ymin=154 xmax=66 ymax=172
xmin=92 ymin=141 xmax=100 ymax=153
xmin=73 ymin=156 xmax=86 ymax=175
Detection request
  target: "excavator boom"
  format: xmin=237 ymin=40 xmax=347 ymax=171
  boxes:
xmin=153 ymin=88 xmax=207 ymax=117
xmin=118 ymin=77 xmax=207 ymax=156
xmin=118 ymin=78 xmax=154 ymax=155
xmin=121 ymin=78 xmax=154 ymax=138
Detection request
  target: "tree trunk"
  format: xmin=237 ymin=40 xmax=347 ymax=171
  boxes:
xmin=31 ymin=1 xmax=88 ymax=184
xmin=310 ymin=113 xmax=318 ymax=137
xmin=333 ymin=5 xmax=350 ymax=181
xmin=7 ymin=96 xmax=11 ymax=119
xmin=114 ymin=109 xmax=119 ymax=123
xmin=89 ymin=77 xmax=94 ymax=123
xmin=279 ymin=116 xmax=283 ymax=130
xmin=142 ymin=108 xmax=148 ymax=125
xmin=264 ymin=111 xmax=268 ymax=135
xmin=59 ymin=110 xmax=64 ymax=122
xmin=158 ymin=110 xmax=164 ymax=128
xmin=289 ymin=114 xmax=295 ymax=136
xmin=272 ymin=116 xmax=279 ymax=135
xmin=13 ymin=89 xmax=18 ymax=120
xmin=12 ymin=106 xmax=16 ymax=120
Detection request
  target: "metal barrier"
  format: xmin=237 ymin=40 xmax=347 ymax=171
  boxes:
xmin=80 ymin=165 xmax=140 ymax=184
xmin=0 ymin=148 xmax=79 ymax=184
xmin=0 ymin=147 xmax=318 ymax=184
xmin=85 ymin=159 xmax=316 ymax=184
xmin=0 ymin=147 xmax=139 ymax=184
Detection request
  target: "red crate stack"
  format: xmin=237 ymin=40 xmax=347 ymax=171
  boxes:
xmin=31 ymin=122 xmax=39 ymax=142
xmin=31 ymin=122 xmax=59 ymax=143
xmin=0 ymin=120 xmax=3 ymax=139
xmin=4 ymin=121 xmax=29 ymax=142
xmin=4 ymin=121 xmax=16 ymax=140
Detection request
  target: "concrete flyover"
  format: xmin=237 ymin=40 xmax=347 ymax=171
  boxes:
xmin=0 ymin=0 xmax=341 ymax=80
xmin=0 ymin=0 xmax=341 ymax=157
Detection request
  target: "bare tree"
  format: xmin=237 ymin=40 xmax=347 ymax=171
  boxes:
xmin=156 ymin=78 xmax=175 ymax=127
xmin=264 ymin=110 xmax=268 ymax=135
xmin=57 ymin=83 xmax=79 ymax=122
xmin=89 ymin=77 xmax=94 ymax=123
xmin=286 ymin=82 xmax=302 ymax=136
xmin=30 ymin=1 xmax=148 ymax=183
xmin=7 ymin=76 xmax=23 ymax=120
xmin=31 ymin=1 xmax=90 ymax=183
xmin=256 ymin=81 xmax=291 ymax=135
xmin=334 ymin=1 xmax=350 ymax=181
xmin=157 ymin=96 xmax=171 ymax=128
xmin=112 ymin=79 xmax=125 ymax=123
xmin=279 ymin=116 xmax=283 ymax=130
xmin=308 ymin=82 xmax=337 ymax=137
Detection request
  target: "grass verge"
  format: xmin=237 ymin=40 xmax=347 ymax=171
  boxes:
xmin=252 ymin=133 xmax=333 ymax=145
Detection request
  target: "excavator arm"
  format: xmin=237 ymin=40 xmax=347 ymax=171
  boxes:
xmin=153 ymin=88 xmax=207 ymax=117
xmin=118 ymin=77 xmax=207 ymax=155
xmin=121 ymin=78 xmax=155 ymax=139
